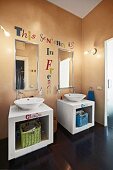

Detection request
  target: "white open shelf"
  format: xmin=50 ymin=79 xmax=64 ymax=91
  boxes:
xmin=15 ymin=139 xmax=51 ymax=158
xmin=74 ymin=123 xmax=93 ymax=134
xmin=8 ymin=103 xmax=53 ymax=160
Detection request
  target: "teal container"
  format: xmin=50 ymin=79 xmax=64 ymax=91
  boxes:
xmin=87 ymin=90 xmax=95 ymax=101
xmin=76 ymin=112 xmax=88 ymax=127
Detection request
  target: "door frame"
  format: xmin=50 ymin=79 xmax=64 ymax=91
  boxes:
xmin=104 ymin=39 xmax=107 ymax=127
xmin=104 ymin=37 xmax=113 ymax=126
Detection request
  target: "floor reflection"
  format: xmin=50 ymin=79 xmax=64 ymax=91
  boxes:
xmin=1 ymin=123 xmax=113 ymax=170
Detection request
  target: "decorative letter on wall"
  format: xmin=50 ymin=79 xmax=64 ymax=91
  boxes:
xmin=15 ymin=26 xmax=22 ymax=36
xmin=46 ymin=59 xmax=54 ymax=94
xmin=46 ymin=59 xmax=52 ymax=70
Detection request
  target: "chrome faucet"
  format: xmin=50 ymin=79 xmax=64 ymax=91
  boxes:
xmin=73 ymin=87 xmax=76 ymax=93
xmin=16 ymin=90 xmax=26 ymax=99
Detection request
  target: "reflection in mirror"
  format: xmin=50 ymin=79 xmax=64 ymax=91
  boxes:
xmin=58 ymin=49 xmax=73 ymax=89
xmin=15 ymin=40 xmax=38 ymax=90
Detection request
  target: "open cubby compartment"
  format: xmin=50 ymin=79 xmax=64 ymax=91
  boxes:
xmin=15 ymin=115 xmax=49 ymax=150
xmin=83 ymin=106 xmax=93 ymax=123
xmin=40 ymin=116 xmax=49 ymax=140
xmin=76 ymin=105 xmax=93 ymax=124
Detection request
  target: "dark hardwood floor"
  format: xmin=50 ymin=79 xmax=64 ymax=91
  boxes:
xmin=0 ymin=123 xmax=113 ymax=170
xmin=108 ymin=114 xmax=113 ymax=129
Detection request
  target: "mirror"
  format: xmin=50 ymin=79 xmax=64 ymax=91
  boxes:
xmin=15 ymin=40 xmax=39 ymax=90
xmin=58 ymin=49 xmax=74 ymax=89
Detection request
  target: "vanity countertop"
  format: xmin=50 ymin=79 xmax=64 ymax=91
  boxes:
xmin=9 ymin=103 xmax=53 ymax=118
xmin=57 ymin=99 xmax=94 ymax=107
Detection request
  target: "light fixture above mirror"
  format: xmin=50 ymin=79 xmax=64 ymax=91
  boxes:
xmin=0 ymin=25 xmax=10 ymax=37
xmin=84 ymin=48 xmax=97 ymax=55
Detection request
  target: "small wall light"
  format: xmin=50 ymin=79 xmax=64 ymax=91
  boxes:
xmin=0 ymin=25 xmax=10 ymax=37
xmin=84 ymin=48 xmax=97 ymax=55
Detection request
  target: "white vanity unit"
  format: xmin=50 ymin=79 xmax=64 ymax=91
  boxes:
xmin=8 ymin=103 xmax=53 ymax=160
xmin=57 ymin=99 xmax=95 ymax=134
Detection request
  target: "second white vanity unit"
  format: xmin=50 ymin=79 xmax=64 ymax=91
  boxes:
xmin=57 ymin=99 xmax=95 ymax=134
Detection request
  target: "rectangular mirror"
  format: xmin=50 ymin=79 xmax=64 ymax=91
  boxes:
xmin=58 ymin=49 xmax=74 ymax=89
xmin=15 ymin=40 xmax=39 ymax=90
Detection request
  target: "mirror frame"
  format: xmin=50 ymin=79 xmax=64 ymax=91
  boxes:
xmin=14 ymin=39 xmax=39 ymax=91
xmin=58 ymin=48 xmax=74 ymax=89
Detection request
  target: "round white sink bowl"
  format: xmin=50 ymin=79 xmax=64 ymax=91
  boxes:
xmin=14 ymin=97 xmax=44 ymax=110
xmin=64 ymin=93 xmax=86 ymax=102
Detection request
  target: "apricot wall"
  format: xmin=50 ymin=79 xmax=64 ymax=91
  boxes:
xmin=82 ymin=0 xmax=113 ymax=124
xmin=0 ymin=0 xmax=82 ymax=139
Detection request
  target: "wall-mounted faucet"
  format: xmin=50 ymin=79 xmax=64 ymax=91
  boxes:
xmin=16 ymin=90 xmax=26 ymax=99
xmin=56 ymin=85 xmax=61 ymax=94
xmin=73 ymin=87 xmax=76 ymax=93
xmin=39 ymin=87 xmax=43 ymax=96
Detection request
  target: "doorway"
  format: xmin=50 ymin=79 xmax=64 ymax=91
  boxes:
xmin=16 ymin=60 xmax=25 ymax=89
xmin=16 ymin=56 xmax=28 ymax=90
xmin=105 ymin=38 xmax=113 ymax=128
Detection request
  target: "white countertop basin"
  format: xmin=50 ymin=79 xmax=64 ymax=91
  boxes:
xmin=14 ymin=97 xmax=44 ymax=110
xmin=64 ymin=93 xmax=86 ymax=102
